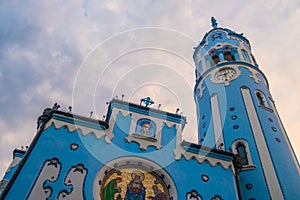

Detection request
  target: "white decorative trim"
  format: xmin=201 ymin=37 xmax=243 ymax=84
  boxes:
xmin=126 ymin=134 xmax=162 ymax=150
xmin=174 ymin=127 xmax=233 ymax=170
xmin=211 ymin=93 xmax=225 ymax=150
xmin=195 ymin=63 xmax=265 ymax=98
xmin=246 ymin=67 xmax=261 ymax=84
xmin=241 ymin=87 xmax=284 ymax=200
xmin=27 ymin=158 xmax=61 ymax=200
xmin=181 ymin=151 xmax=233 ymax=170
xmin=231 ymin=139 xmax=256 ymax=171
xmin=197 ymin=79 xmax=206 ymax=98
xmin=57 ymin=164 xmax=87 ymax=200
xmin=44 ymin=118 xmax=112 ymax=144
xmin=110 ymin=108 xmax=182 ymax=150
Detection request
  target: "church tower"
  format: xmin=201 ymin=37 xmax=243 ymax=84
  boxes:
xmin=193 ymin=17 xmax=299 ymax=199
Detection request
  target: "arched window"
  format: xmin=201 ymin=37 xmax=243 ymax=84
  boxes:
xmin=224 ymin=51 xmax=235 ymax=61
xmin=255 ymin=90 xmax=269 ymax=108
xmin=236 ymin=142 xmax=249 ymax=165
xmin=232 ymin=139 xmax=255 ymax=170
xmin=211 ymin=54 xmax=220 ymax=66
xmin=241 ymin=49 xmax=251 ymax=62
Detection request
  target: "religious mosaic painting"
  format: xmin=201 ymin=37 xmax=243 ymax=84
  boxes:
xmin=99 ymin=168 xmax=167 ymax=200
xmin=135 ymin=119 xmax=156 ymax=138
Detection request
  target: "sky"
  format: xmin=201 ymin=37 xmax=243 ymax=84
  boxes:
xmin=0 ymin=0 xmax=299 ymax=178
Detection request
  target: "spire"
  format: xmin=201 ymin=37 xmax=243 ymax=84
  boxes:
xmin=211 ymin=17 xmax=218 ymax=28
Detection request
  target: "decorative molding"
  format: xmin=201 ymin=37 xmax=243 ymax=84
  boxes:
xmin=27 ymin=158 xmax=87 ymax=200
xmin=210 ymin=93 xmax=225 ymax=150
xmin=57 ymin=164 xmax=87 ymax=200
xmin=197 ymin=79 xmax=206 ymax=99
xmin=182 ymin=151 xmax=232 ymax=170
xmin=111 ymin=108 xmax=182 ymax=151
xmin=44 ymin=119 xmax=112 ymax=144
xmin=174 ymin=144 xmax=233 ymax=170
xmin=126 ymin=134 xmax=162 ymax=150
xmin=246 ymin=67 xmax=261 ymax=83
xmin=27 ymin=158 xmax=61 ymax=200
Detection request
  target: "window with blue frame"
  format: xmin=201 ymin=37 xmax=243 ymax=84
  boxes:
xmin=241 ymin=49 xmax=250 ymax=62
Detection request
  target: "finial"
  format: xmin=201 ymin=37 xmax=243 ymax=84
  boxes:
xmin=211 ymin=17 xmax=218 ymax=28
xmin=157 ymin=104 xmax=161 ymax=110
xmin=52 ymin=102 xmax=60 ymax=110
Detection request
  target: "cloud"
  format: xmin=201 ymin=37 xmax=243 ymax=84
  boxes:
xmin=0 ymin=0 xmax=299 ymax=178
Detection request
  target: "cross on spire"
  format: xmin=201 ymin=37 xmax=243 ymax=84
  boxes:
xmin=211 ymin=17 xmax=218 ymax=28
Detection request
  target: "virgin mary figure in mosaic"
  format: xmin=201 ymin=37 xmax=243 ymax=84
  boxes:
xmin=124 ymin=171 xmax=146 ymax=200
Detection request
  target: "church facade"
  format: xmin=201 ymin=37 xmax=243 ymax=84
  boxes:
xmin=1 ymin=19 xmax=299 ymax=200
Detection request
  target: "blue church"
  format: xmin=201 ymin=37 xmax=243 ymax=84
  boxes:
xmin=0 ymin=18 xmax=299 ymax=200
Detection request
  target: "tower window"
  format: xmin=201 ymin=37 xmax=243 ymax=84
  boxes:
xmin=255 ymin=90 xmax=269 ymax=108
xmin=232 ymin=139 xmax=255 ymax=170
xmin=241 ymin=49 xmax=251 ymax=62
xmin=236 ymin=142 xmax=249 ymax=165
xmin=224 ymin=51 xmax=235 ymax=61
xmin=211 ymin=54 xmax=220 ymax=66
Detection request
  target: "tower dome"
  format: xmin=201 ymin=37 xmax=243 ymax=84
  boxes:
xmin=193 ymin=17 xmax=258 ymax=81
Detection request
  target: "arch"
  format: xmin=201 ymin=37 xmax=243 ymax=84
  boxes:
xmin=241 ymin=49 xmax=251 ymax=63
xmin=232 ymin=139 xmax=255 ymax=170
xmin=255 ymin=90 xmax=269 ymax=108
xmin=211 ymin=53 xmax=220 ymax=66
xmin=224 ymin=51 xmax=235 ymax=61
xmin=223 ymin=46 xmax=235 ymax=62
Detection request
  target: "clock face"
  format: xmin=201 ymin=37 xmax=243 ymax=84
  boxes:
xmin=215 ymin=67 xmax=238 ymax=82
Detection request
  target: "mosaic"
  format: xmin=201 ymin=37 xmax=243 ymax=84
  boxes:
xmin=99 ymin=168 xmax=167 ymax=200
